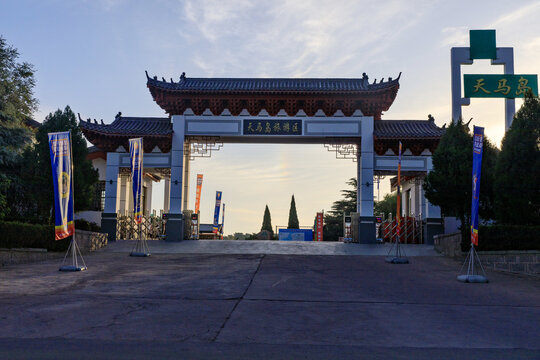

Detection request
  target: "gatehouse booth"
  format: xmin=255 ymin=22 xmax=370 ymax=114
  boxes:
xmin=80 ymin=72 xmax=445 ymax=244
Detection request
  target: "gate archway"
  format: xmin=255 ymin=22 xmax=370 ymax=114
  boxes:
xmin=80 ymin=72 xmax=445 ymax=244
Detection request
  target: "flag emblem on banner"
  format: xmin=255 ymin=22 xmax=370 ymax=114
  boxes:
xmin=129 ymin=138 xmax=144 ymax=224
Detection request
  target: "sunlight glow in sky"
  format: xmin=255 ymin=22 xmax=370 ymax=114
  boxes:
xmin=3 ymin=0 xmax=539 ymax=234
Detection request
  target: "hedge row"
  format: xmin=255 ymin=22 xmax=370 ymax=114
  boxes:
xmin=0 ymin=221 xmax=70 ymax=252
xmin=461 ymin=225 xmax=540 ymax=251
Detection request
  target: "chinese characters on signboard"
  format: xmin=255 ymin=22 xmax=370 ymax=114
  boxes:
xmin=243 ymin=119 xmax=302 ymax=135
xmin=464 ymin=74 xmax=538 ymax=98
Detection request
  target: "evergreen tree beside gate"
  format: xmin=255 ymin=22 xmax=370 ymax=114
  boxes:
xmin=287 ymin=195 xmax=299 ymax=229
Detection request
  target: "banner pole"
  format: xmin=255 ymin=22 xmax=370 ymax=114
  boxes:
xmin=386 ymin=141 xmax=408 ymax=264
xmin=457 ymin=126 xmax=487 ymax=283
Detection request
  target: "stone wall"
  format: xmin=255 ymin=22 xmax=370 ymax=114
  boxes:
xmin=0 ymin=248 xmax=63 ymax=267
xmin=434 ymin=232 xmax=539 ymax=276
xmin=76 ymin=230 xmax=108 ymax=252
xmin=480 ymin=251 xmax=540 ymax=275
xmin=0 ymin=230 xmax=107 ymax=267
xmin=434 ymin=232 xmax=462 ymax=258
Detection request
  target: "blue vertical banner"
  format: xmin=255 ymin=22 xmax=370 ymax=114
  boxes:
xmin=129 ymin=138 xmax=144 ymax=224
xmin=213 ymin=191 xmax=222 ymax=233
xmin=221 ymin=203 xmax=225 ymax=235
xmin=48 ymin=131 xmax=75 ymax=240
xmin=471 ymin=126 xmax=484 ymax=246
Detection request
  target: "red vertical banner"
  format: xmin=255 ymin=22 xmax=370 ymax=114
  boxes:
xmin=316 ymin=212 xmax=323 ymax=242
xmin=194 ymin=174 xmax=203 ymax=214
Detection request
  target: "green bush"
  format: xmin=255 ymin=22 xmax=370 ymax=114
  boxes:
xmin=0 ymin=221 xmax=70 ymax=251
xmin=461 ymin=225 xmax=540 ymax=251
xmin=74 ymin=218 xmax=101 ymax=232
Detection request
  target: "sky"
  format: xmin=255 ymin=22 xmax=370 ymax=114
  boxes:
xmin=2 ymin=0 xmax=540 ymax=235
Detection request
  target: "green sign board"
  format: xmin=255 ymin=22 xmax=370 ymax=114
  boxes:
xmin=464 ymin=74 xmax=538 ymax=98
xmin=470 ymin=30 xmax=496 ymax=59
xmin=244 ymin=119 xmax=302 ymax=135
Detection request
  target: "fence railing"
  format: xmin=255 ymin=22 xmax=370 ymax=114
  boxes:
xmin=116 ymin=211 xmax=165 ymax=240
xmin=380 ymin=216 xmax=423 ymax=244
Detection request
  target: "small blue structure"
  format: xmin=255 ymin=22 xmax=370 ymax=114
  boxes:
xmin=279 ymin=229 xmax=313 ymax=241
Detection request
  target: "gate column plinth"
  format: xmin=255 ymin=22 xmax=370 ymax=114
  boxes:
xmin=358 ymin=117 xmax=376 ymax=244
xmin=101 ymin=152 xmax=120 ymax=242
xmin=423 ymin=158 xmax=443 ymax=244
xmin=166 ymin=115 xmax=185 ymax=241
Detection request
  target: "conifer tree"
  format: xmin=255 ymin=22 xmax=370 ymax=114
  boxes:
xmin=20 ymin=106 xmax=99 ymax=221
xmin=287 ymin=195 xmax=299 ymax=229
xmin=0 ymin=36 xmax=37 ymax=219
xmin=424 ymin=119 xmax=498 ymax=229
xmin=494 ymin=93 xmax=540 ymax=225
xmin=261 ymin=204 xmax=273 ymax=235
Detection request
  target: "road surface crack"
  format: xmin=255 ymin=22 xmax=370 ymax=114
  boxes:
xmin=211 ymin=254 xmax=265 ymax=342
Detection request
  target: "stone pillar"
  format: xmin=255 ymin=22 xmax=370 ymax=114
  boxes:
xmin=166 ymin=115 xmax=185 ymax=241
xmin=163 ymin=177 xmax=170 ymax=213
xmin=423 ymin=158 xmax=443 ymax=244
xmin=119 ymin=175 xmax=127 ymax=213
xmin=495 ymin=48 xmax=515 ymax=131
xmin=182 ymin=149 xmax=190 ymax=211
xmin=101 ymin=152 xmax=120 ymax=242
xmin=357 ymin=117 xmax=376 ymax=244
xmin=145 ymin=178 xmax=153 ymax=216
xmin=126 ymin=178 xmax=133 ymax=214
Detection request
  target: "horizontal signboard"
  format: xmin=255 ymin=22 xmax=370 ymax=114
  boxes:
xmin=244 ymin=119 xmax=302 ymax=136
xmin=464 ymin=74 xmax=538 ymax=98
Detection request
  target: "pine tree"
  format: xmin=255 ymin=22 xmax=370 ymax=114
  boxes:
xmin=323 ymin=178 xmax=356 ymax=241
xmin=424 ymin=119 xmax=498 ymax=230
xmin=261 ymin=204 xmax=273 ymax=235
xmin=287 ymin=195 xmax=300 ymax=229
xmin=19 ymin=106 xmax=99 ymax=221
xmin=0 ymin=36 xmax=38 ymax=219
xmin=494 ymin=93 xmax=540 ymax=225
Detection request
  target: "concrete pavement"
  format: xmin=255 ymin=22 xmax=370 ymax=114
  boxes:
xmin=0 ymin=242 xmax=538 ymax=359
xmin=109 ymin=239 xmax=441 ymax=256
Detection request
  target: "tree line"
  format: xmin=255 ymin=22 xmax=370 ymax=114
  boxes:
xmin=0 ymin=36 xmax=98 ymax=224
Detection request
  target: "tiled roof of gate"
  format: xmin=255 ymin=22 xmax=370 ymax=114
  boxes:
xmin=146 ymin=72 xmax=401 ymax=93
xmin=374 ymin=119 xmax=445 ymax=139
xmin=79 ymin=115 xmax=172 ymax=136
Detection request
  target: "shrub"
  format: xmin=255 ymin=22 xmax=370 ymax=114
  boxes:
xmin=461 ymin=224 xmax=540 ymax=251
xmin=74 ymin=218 xmax=101 ymax=232
xmin=0 ymin=221 xmax=70 ymax=251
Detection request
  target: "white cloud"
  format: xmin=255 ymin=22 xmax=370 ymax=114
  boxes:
xmin=440 ymin=26 xmax=469 ymax=48
xmin=489 ymin=2 xmax=540 ymax=28
xmin=178 ymin=0 xmax=435 ymax=78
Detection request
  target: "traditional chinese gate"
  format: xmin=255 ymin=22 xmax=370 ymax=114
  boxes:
xmin=80 ymin=72 xmax=445 ymax=244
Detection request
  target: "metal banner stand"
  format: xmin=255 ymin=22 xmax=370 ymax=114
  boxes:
xmin=385 ymin=141 xmax=408 ymax=264
xmin=385 ymin=225 xmax=409 ymax=264
xmin=130 ymin=222 xmax=150 ymax=257
xmin=457 ymin=244 xmax=488 ymax=283
xmin=59 ymin=233 xmax=87 ymax=271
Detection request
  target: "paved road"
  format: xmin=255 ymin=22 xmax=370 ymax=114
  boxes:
xmin=0 ymin=244 xmax=538 ymax=359
xmin=110 ymin=239 xmax=441 ymax=256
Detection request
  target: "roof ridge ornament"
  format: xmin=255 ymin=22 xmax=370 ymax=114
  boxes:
xmin=145 ymin=70 xmax=150 ymax=80
xmin=180 ymin=72 xmax=186 ymax=82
